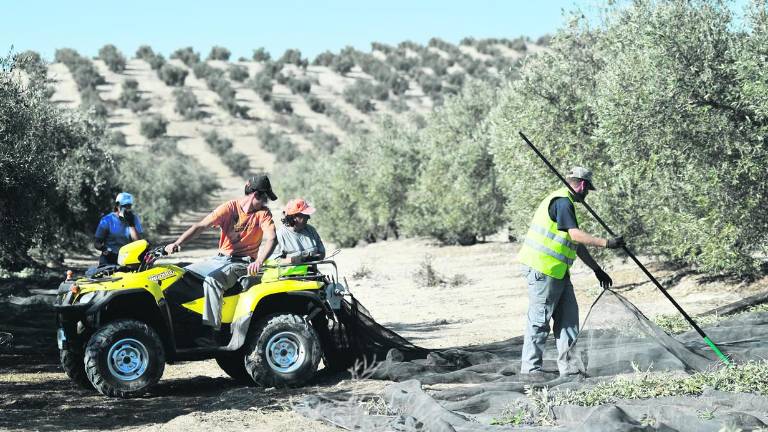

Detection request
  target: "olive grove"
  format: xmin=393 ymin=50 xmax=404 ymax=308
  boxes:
xmin=283 ymin=0 xmax=768 ymax=277
xmin=0 ymin=55 xmax=217 ymax=270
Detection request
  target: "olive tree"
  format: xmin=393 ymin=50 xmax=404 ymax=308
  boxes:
xmin=281 ymin=116 xmax=420 ymax=244
xmin=401 ymin=81 xmax=505 ymax=245
xmin=207 ymin=46 xmax=231 ymax=61
xmin=0 ymin=56 xmax=114 ymax=268
xmin=490 ymin=0 xmax=768 ymax=276
xmin=98 ymin=44 xmax=126 ymax=72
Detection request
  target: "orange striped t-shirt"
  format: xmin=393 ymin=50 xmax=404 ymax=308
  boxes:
xmin=202 ymin=200 xmax=274 ymax=259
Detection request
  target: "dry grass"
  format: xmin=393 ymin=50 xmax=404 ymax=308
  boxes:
xmin=653 ymin=303 xmax=768 ymax=334
xmin=493 ymin=361 xmax=768 ymax=426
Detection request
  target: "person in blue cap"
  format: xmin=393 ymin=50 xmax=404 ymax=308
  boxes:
xmin=94 ymin=192 xmax=144 ymax=265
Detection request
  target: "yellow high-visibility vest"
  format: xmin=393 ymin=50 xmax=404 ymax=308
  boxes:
xmin=517 ymin=188 xmax=579 ymax=279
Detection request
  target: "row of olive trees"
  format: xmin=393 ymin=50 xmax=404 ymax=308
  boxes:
xmin=134 ymin=45 xmax=188 ymax=86
xmin=1 ymin=54 xmax=112 ymax=269
xmin=308 ymin=39 xmax=519 ymax=108
xmin=203 ymin=131 xmax=252 ymax=177
xmin=279 ymin=80 xmax=503 ymax=247
xmin=15 ymin=50 xmax=55 ymax=98
xmin=170 ymin=50 xmax=249 ymax=117
xmin=0 ymin=55 xmax=217 ymax=270
xmin=278 ymin=1 xmax=768 ymax=278
xmin=54 ymin=48 xmax=109 ymax=119
xmin=492 ymin=1 xmax=768 ymax=277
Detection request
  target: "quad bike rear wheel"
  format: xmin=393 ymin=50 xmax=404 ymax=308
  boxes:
xmin=244 ymin=314 xmax=321 ymax=387
xmin=60 ymin=348 xmax=93 ymax=389
xmin=84 ymin=319 xmax=165 ymax=398
xmin=215 ymin=352 xmax=252 ymax=384
xmin=313 ymin=317 xmax=358 ymax=373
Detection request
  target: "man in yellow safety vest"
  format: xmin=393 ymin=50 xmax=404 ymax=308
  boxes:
xmin=517 ymin=166 xmax=624 ymax=375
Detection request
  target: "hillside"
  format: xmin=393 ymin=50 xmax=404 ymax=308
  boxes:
xmin=40 ymin=38 xmax=543 ymax=197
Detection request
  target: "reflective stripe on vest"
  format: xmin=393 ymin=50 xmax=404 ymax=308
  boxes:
xmin=528 ymin=224 xmax=577 ymax=250
xmin=522 ymin=239 xmax=575 ymax=266
xmin=517 ymin=188 xmax=579 ymax=279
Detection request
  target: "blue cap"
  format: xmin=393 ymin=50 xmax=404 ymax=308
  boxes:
xmin=115 ymin=192 xmax=134 ymax=206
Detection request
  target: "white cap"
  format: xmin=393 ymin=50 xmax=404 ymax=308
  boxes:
xmin=566 ymin=166 xmax=596 ymax=190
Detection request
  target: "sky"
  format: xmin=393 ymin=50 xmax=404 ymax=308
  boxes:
xmin=3 ymin=0 xmax=600 ymax=61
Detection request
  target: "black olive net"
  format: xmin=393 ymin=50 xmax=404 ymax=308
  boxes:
xmin=332 ymin=295 xmax=431 ymax=366
xmin=299 ymin=289 xmax=768 ymax=431
xmin=563 ymin=288 xmax=720 ymax=377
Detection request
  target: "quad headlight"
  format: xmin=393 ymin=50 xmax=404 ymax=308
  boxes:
xmin=77 ymin=290 xmax=105 ymax=304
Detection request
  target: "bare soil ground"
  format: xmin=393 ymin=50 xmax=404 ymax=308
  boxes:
xmin=2 ymin=229 xmax=766 ymax=431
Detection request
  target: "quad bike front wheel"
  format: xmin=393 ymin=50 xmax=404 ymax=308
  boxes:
xmin=84 ymin=319 xmax=165 ymax=398
xmin=59 ymin=348 xmax=93 ymax=389
xmin=244 ymin=314 xmax=321 ymax=387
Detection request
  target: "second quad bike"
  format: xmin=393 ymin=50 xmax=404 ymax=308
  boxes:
xmin=54 ymin=239 xmax=357 ymax=398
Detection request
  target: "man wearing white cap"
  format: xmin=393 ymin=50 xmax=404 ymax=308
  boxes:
xmin=517 ymin=167 xmax=624 ymax=376
xmin=94 ymin=192 xmax=143 ymax=265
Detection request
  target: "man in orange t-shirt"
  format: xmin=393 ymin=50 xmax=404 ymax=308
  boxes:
xmin=165 ymin=175 xmax=277 ymax=342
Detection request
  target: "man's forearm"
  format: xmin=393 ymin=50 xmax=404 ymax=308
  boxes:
xmin=288 ymin=250 xmax=323 ymax=263
xmin=569 ymin=228 xmax=607 ymax=247
xmin=129 ymin=227 xmax=141 ymax=241
xmin=256 ymin=237 xmax=276 ymax=264
xmin=317 ymin=242 xmax=326 ymax=260
xmin=576 ymin=245 xmax=601 ymax=272
xmin=173 ymin=224 xmax=206 ymax=248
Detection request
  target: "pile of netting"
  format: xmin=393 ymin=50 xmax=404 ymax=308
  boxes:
xmin=335 ymin=295 xmax=430 ymax=363
xmin=298 ymin=289 xmax=768 ymax=431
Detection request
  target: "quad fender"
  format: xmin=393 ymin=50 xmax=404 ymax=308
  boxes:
xmin=225 ymin=291 xmax=328 ymax=352
xmin=232 ymin=280 xmax=324 ymax=321
xmin=253 ymin=291 xmax=326 ymax=319
xmin=91 ymin=289 xmax=174 ymax=356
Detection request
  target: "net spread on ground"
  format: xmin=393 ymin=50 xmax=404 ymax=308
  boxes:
xmin=297 ymin=289 xmax=768 ymax=431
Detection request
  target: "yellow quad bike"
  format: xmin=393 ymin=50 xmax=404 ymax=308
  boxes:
xmin=53 ymin=239 xmax=352 ymax=398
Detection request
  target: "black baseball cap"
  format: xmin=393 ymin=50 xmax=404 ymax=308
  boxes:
xmin=244 ymin=175 xmax=277 ymax=200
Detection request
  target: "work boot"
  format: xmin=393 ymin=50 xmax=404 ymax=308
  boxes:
xmin=194 ymin=326 xmax=220 ymax=348
xmin=520 ymin=369 xmax=551 ymax=382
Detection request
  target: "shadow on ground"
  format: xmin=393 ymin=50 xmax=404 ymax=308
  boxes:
xmin=0 ymin=285 xmax=352 ymax=431
xmin=1 ymin=374 xmax=244 ymax=431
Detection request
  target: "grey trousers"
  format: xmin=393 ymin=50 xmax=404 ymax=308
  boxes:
xmin=185 ymin=255 xmax=248 ymax=329
xmin=520 ymin=267 xmax=579 ymax=375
